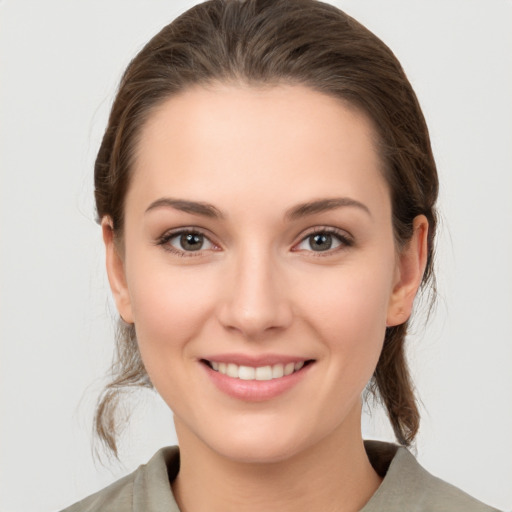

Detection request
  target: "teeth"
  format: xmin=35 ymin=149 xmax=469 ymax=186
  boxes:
xmin=227 ymin=363 xmax=238 ymax=378
xmin=239 ymin=366 xmax=255 ymax=380
xmin=209 ymin=360 xmax=307 ymax=380
xmin=284 ymin=362 xmax=295 ymax=376
xmin=255 ymin=366 xmax=272 ymax=380
xmin=272 ymin=364 xmax=284 ymax=378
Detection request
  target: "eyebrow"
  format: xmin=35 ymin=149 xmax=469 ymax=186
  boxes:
xmin=145 ymin=198 xmax=224 ymax=218
xmin=284 ymin=197 xmax=372 ymax=221
xmin=145 ymin=196 xmax=371 ymax=221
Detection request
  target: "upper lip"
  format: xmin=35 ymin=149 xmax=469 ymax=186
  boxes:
xmin=200 ymin=353 xmax=313 ymax=367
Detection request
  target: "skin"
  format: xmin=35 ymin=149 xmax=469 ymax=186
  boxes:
xmin=103 ymin=84 xmax=428 ymax=512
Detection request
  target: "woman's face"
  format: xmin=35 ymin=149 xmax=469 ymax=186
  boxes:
xmin=105 ymin=84 xmax=425 ymax=463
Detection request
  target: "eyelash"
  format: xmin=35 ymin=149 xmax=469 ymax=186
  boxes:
xmin=293 ymin=227 xmax=354 ymax=256
xmin=156 ymin=228 xmax=218 ymax=258
xmin=155 ymin=226 xmax=354 ymax=257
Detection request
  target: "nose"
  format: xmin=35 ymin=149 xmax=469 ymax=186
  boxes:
xmin=216 ymin=246 xmax=293 ymax=340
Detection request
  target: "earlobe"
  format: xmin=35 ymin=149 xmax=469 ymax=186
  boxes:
xmin=386 ymin=215 xmax=429 ymax=327
xmin=102 ymin=217 xmax=134 ymax=324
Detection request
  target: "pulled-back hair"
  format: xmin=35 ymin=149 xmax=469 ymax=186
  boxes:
xmin=94 ymin=0 xmax=438 ymax=455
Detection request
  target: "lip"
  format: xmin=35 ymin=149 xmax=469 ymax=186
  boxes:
xmin=200 ymin=354 xmax=315 ymax=402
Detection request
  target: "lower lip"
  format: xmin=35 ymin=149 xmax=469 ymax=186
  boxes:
xmin=202 ymin=362 xmax=313 ymax=402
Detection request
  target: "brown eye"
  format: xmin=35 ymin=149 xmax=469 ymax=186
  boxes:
xmin=165 ymin=231 xmax=215 ymax=253
xmin=179 ymin=233 xmax=205 ymax=251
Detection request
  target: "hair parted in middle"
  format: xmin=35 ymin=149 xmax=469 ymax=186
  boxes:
xmin=94 ymin=0 xmax=438 ymax=456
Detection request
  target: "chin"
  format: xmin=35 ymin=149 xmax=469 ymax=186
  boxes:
xmin=214 ymin=438 xmax=303 ymax=464
xmin=200 ymin=422 xmax=322 ymax=465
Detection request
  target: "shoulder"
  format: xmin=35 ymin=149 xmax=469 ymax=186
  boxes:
xmin=60 ymin=446 xmax=180 ymax=512
xmin=60 ymin=471 xmax=135 ymax=512
xmin=363 ymin=440 xmax=502 ymax=512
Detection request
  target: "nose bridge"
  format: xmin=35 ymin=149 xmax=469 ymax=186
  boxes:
xmin=218 ymin=241 xmax=292 ymax=338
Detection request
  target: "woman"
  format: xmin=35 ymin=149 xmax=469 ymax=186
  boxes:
xmin=62 ymin=0 xmax=500 ymax=510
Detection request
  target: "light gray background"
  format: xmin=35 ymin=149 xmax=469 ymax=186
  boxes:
xmin=1 ymin=1 xmax=511 ymax=511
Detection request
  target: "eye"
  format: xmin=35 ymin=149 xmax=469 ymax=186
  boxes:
xmin=294 ymin=229 xmax=353 ymax=253
xmin=158 ymin=229 xmax=217 ymax=255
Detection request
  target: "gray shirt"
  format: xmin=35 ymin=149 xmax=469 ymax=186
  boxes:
xmin=61 ymin=441 xmax=501 ymax=511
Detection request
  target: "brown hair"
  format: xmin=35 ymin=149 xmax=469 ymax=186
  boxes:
xmin=94 ymin=0 xmax=438 ymax=455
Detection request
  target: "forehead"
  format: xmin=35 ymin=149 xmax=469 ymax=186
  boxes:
xmin=129 ymin=83 xmax=389 ymax=217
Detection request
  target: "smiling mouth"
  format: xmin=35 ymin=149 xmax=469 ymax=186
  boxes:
xmin=202 ymin=360 xmax=314 ymax=381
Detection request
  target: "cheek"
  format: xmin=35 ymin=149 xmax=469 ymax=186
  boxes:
xmin=297 ymin=255 xmax=395 ymax=366
xmin=125 ymin=257 xmax=218 ymax=358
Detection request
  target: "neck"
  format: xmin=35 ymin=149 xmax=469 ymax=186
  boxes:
xmin=172 ymin=410 xmax=382 ymax=512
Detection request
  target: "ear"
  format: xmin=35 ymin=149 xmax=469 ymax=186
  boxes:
xmin=386 ymin=215 xmax=429 ymax=327
xmin=102 ymin=217 xmax=134 ymax=324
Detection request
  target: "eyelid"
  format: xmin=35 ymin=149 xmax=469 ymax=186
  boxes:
xmin=292 ymin=226 xmax=354 ymax=254
xmin=154 ymin=225 xmax=353 ymax=256
xmin=155 ymin=226 xmax=220 ymax=257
